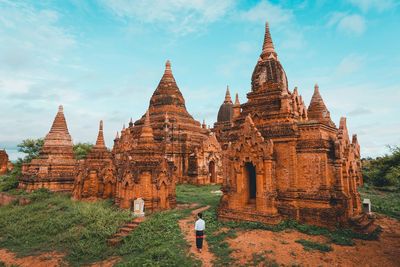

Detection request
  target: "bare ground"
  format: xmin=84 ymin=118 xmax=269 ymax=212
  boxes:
xmin=178 ymin=205 xmax=215 ymax=267
xmin=227 ymin=216 xmax=400 ymax=267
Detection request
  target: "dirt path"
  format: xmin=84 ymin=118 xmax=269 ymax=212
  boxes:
xmin=178 ymin=205 xmax=215 ymax=267
xmin=0 ymin=249 xmax=65 ymax=267
xmin=227 ymin=215 xmax=400 ymax=267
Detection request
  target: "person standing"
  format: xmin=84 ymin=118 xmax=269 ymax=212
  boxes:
xmin=195 ymin=212 xmax=205 ymax=253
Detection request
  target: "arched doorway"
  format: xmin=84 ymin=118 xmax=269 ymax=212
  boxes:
xmin=209 ymin=161 xmax=216 ymax=183
xmin=245 ymin=162 xmax=256 ymax=204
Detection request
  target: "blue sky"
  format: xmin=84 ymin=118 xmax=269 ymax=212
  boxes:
xmin=0 ymin=0 xmax=399 ymax=160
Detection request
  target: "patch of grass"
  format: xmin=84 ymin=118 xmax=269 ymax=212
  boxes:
xmin=359 ymin=185 xmax=400 ymax=220
xmin=176 ymin=184 xmax=221 ymax=207
xmin=117 ymin=209 xmax=201 ymax=266
xmin=295 ymin=239 xmax=332 ymax=252
xmin=0 ymin=190 xmax=132 ymax=266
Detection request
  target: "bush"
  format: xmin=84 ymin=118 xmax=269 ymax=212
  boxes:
xmin=0 ymin=174 xmax=19 ymax=192
xmin=295 ymin=239 xmax=332 ymax=252
xmin=363 ymin=146 xmax=400 ymax=187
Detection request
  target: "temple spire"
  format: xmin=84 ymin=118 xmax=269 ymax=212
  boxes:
xmin=165 ymin=60 xmax=172 ymax=75
xmin=49 ymin=105 xmax=70 ymax=134
xmin=139 ymin=109 xmax=154 ymax=143
xmin=224 ymin=86 xmax=232 ymax=104
xmin=261 ymin=21 xmax=277 ymax=59
xmin=308 ymin=84 xmax=334 ymax=126
xmin=95 ymin=120 xmax=105 ymax=148
xmin=234 ymin=93 xmax=240 ymax=105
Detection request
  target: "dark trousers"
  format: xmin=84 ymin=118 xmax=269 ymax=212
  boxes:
xmin=196 ymin=230 xmax=204 ymax=249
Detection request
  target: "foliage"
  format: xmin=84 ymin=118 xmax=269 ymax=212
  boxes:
xmin=73 ymin=143 xmax=93 ymax=160
xmin=17 ymin=138 xmax=44 ymax=163
xmin=359 ymin=185 xmax=400 ymax=220
xmin=295 ymin=239 xmax=332 ymax=252
xmin=0 ymin=174 xmax=19 ymax=192
xmin=117 ymin=210 xmax=201 ymax=267
xmin=362 ymin=145 xmax=400 ymax=187
xmin=0 ymin=191 xmax=132 ymax=266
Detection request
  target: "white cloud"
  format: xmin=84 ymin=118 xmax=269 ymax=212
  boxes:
xmin=328 ymin=12 xmax=366 ymax=36
xmin=240 ymin=0 xmax=293 ymax=25
xmin=347 ymin=0 xmax=396 ymax=12
xmin=336 ymin=54 xmax=365 ymax=75
xmin=100 ymin=0 xmax=234 ymax=35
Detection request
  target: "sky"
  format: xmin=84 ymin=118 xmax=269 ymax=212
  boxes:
xmin=0 ymin=0 xmax=399 ymax=160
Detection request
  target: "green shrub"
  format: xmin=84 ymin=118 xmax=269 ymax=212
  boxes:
xmin=295 ymin=239 xmax=332 ymax=252
xmin=0 ymin=174 xmax=19 ymax=192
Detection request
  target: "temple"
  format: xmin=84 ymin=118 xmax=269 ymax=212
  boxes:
xmin=0 ymin=150 xmax=12 ymax=175
xmin=73 ymin=121 xmax=116 ymax=200
xmin=217 ymin=22 xmax=366 ymax=229
xmin=19 ymin=106 xmax=76 ymax=192
xmin=113 ymin=61 xmax=223 ymax=185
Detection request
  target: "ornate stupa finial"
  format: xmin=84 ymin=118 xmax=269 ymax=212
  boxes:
xmin=234 ymin=93 xmax=240 ymax=105
xmin=261 ymin=21 xmax=277 ymax=59
xmin=165 ymin=60 xmax=172 ymax=75
xmin=58 ymin=105 xmax=64 ymax=112
xmin=224 ymin=85 xmax=232 ymax=104
xmin=95 ymin=120 xmax=105 ymax=147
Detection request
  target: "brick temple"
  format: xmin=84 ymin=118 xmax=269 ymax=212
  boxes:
xmin=217 ymin=23 xmax=365 ymax=228
xmin=19 ymin=106 xmax=76 ymax=192
xmin=0 ymin=150 xmax=12 ymax=175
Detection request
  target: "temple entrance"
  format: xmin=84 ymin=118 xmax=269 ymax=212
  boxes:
xmin=209 ymin=161 xmax=216 ymax=183
xmin=245 ymin=162 xmax=256 ymax=203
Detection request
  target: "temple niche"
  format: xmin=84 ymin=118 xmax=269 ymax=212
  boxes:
xmin=0 ymin=150 xmax=13 ymax=175
xmin=19 ymin=106 xmax=76 ymax=192
xmin=217 ymin=22 xmax=368 ymax=230
xmin=113 ymin=60 xmax=223 ymax=185
xmin=114 ymin=110 xmax=176 ymax=212
xmin=188 ymin=133 xmax=223 ymax=184
xmin=72 ymin=121 xmax=116 ymax=200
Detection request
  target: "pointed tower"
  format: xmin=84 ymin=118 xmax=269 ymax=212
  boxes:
xmin=20 ymin=105 xmax=76 ymax=192
xmin=261 ymin=22 xmax=277 ymax=60
xmin=224 ymin=86 xmax=233 ymax=104
xmin=217 ymin=86 xmax=234 ymax=123
xmin=40 ymin=105 xmax=74 ymax=158
xmin=149 ymin=60 xmax=187 ymax=113
xmin=233 ymin=93 xmax=241 ymax=119
xmin=307 ymin=84 xmax=335 ymax=127
xmin=95 ymin=120 xmax=106 ymax=148
xmin=138 ymin=110 xmax=155 ymax=147
xmin=250 ymin=21 xmax=288 ymax=94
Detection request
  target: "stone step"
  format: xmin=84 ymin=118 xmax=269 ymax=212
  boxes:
xmin=114 ymin=232 xmax=129 ymax=238
xmin=124 ymin=223 xmax=139 ymax=229
xmin=107 ymin=237 xmax=122 ymax=246
xmin=119 ymin=227 xmax=134 ymax=233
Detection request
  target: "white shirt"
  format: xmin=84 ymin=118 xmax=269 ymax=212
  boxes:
xmin=195 ymin=218 xmax=205 ymax=231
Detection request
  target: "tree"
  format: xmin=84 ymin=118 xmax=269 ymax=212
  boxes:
xmin=362 ymin=145 xmax=400 ymax=187
xmin=17 ymin=138 xmax=44 ymax=163
xmin=73 ymin=143 xmax=93 ymax=160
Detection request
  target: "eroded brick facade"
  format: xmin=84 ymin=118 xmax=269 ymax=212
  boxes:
xmin=217 ymin=23 xmax=365 ymax=229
